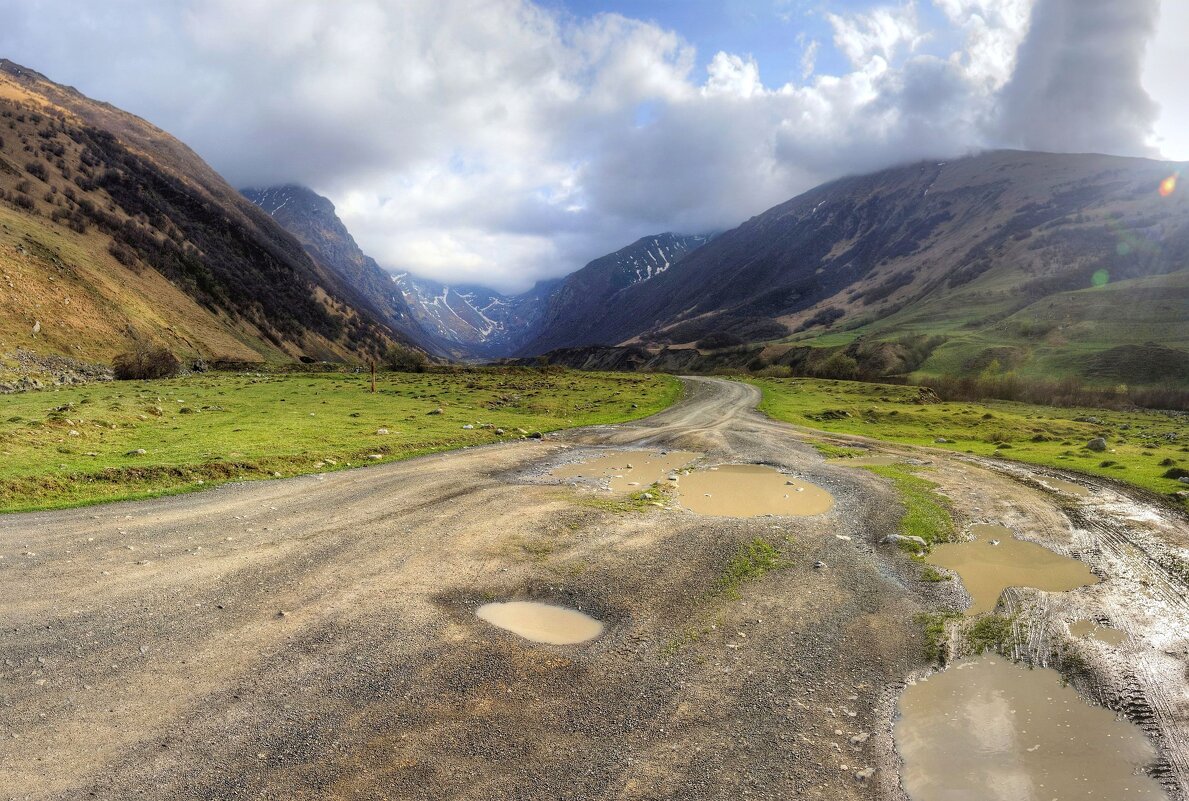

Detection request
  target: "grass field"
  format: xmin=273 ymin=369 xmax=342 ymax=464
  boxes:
xmin=0 ymin=367 xmax=682 ymax=512
xmin=749 ymin=377 xmax=1189 ymax=504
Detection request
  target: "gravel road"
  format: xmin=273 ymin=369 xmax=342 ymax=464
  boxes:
xmin=2 ymin=377 xmax=1184 ymax=800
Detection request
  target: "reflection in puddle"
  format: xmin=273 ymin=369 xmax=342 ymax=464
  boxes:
xmin=551 ymin=449 xmax=700 ymax=493
xmin=1070 ymin=619 xmax=1127 ymax=645
xmin=896 ymin=657 xmax=1165 ymax=801
xmin=476 ymin=601 xmax=604 ymax=644
xmin=676 ymin=464 xmax=834 ymax=517
xmin=1039 ymin=477 xmax=1091 ymax=497
xmin=926 ymin=524 xmax=1098 ymax=615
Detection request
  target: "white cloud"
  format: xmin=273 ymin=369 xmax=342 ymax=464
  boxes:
xmin=0 ymin=0 xmax=1178 ymax=293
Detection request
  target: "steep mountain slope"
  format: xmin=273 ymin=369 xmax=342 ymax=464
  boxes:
xmin=241 ymin=185 xmax=430 ymax=352
xmin=526 ymin=151 xmax=1189 ymax=387
xmin=0 ymin=60 xmax=404 ymax=368
xmin=516 ymin=232 xmax=712 ymax=354
xmin=392 ymin=272 xmax=559 ymax=358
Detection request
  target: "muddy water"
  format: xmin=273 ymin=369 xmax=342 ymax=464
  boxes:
xmin=551 ymin=449 xmax=700 ymax=493
xmin=476 ymin=601 xmax=604 ymax=645
xmin=1038 ymin=477 xmax=1091 ymax=497
xmin=896 ymin=657 xmax=1166 ymax=801
xmin=676 ymin=464 xmax=834 ymax=517
xmin=1070 ymin=619 xmax=1128 ymax=645
xmin=926 ymin=524 xmax=1098 ymax=615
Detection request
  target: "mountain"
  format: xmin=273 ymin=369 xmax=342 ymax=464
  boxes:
xmin=392 ymin=272 xmax=560 ymax=358
xmin=516 ymin=233 xmax=712 ymax=355
xmin=240 ymin=185 xmax=430 ymax=351
xmin=0 ymin=60 xmax=408 ymax=368
xmin=528 ymin=151 xmax=1189 ymax=388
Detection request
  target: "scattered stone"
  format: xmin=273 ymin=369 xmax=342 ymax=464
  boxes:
xmin=376 ymin=428 xmax=389 ymax=435
xmin=880 ymin=534 xmax=927 ymax=547
xmin=462 ymin=424 xmax=474 ymax=430
xmin=126 ymin=448 xmax=146 ymax=456
xmin=849 ymin=732 xmax=870 ymax=745
xmin=529 ymin=431 xmax=543 ymax=439
xmin=367 ymin=454 xmax=383 ymax=460
xmin=494 ymin=428 xmax=505 ymax=435
xmin=1086 ymin=437 xmax=1107 ymax=452
xmin=427 ymin=408 xmax=443 ymax=416
xmin=813 ymin=560 xmax=827 ymax=569
xmin=934 ymin=437 xmax=948 ymax=443
xmin=854 ymin=767 xmax=875 ymax=782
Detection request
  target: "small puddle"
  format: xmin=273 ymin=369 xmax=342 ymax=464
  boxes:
xmin=675 ymin=464 xmax=834 ymax=517
xmin=1070 ymin=619 xmax=1127 ymax=645
xmin=926 ymin=524 xmax=1098 ymax=615
xmin=896 ymin=657 xmax=1166 ymax=800
xmin=1039 ymin=476 xmax=1091 ymax=497
xmin=551 ymin=449 xmax=700 ymax=493
xmin=476 ymin=601 xmax=604 ymax=645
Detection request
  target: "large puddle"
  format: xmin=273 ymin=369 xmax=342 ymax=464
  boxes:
xmin=475 ymin=601 xmax=604 ymax=644
xmin=926 ymin=524 xmax=1098 ymax=615
xmin=675 ymin=464 xmax=834 ymax=517
xmin=896 ymin=657 xmax=1166 ymax=800
xmin=551 ymin=449 xmax=700 ymax=493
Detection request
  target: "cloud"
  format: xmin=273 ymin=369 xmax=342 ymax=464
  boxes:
xmin=0 ymin=0 xmax=1175 ymax=293
xmin=996 ymin=0 xmax=1161 ymax=156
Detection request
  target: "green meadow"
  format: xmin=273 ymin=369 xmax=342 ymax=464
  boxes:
xmin=0 ymin=368 xmax=681 ymax=512
xmin=749 ymin=376 xmax=1188 ymax=503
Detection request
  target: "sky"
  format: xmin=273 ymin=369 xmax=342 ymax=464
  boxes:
xmin=1 ymin=0 xmax=1186 ymax=294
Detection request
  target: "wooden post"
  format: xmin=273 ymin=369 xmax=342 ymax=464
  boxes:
xmin=371 ymin=360 xmax=376 ymax=394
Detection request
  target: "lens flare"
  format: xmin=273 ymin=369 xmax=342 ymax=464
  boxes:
xmin=1159 ymin=174 xmax=1177 ymax=197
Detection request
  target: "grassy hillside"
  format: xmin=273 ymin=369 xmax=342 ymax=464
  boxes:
xmin=0 ymin=368 xmax=681 ymax=512
xmin=0 ymin=60 xmax=404 ymax=369
xmin=749 ymin=376 xmax=1188 ymax=503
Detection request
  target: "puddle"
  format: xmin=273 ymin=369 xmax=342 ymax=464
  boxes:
xmin=675 ymin=464 xmax=834 ymax=517
xmin=826 ymin=455 xmax=902 ymax=466
xmin=551 ymin=449 xmax=699 ymax=493
xmin=476 ymin=601 xmax=604 ymax=644
xmin=1070 ymin=619 xmax=1127 ymax=645
xmin=1038 ymin=477 xmax=1091 ymax=497
xmin=926 ymin=524 xmax=1098 ymax=615
xmin=896 ymin=657 xmax=1165 ymax=801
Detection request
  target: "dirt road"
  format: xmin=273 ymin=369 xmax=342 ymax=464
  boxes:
xmin=2 ymin=377 xmax=1185 ymax=800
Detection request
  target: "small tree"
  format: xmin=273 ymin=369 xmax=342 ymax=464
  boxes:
xmin=382 ymin=343 xmax=428 ymax=373
xmin=112 ymin=344 xmax=181 ymax=380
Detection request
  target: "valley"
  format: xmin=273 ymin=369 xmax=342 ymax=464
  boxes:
xmin=2 ymin=377 xmax=1186 ymax=800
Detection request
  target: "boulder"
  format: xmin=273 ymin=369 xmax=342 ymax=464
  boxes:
xmin=1086 ymin=437 xmax=1107 ymax=452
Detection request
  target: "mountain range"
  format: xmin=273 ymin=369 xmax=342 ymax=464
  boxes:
xmin=1 ymin=59 xmax=1186 ymax=388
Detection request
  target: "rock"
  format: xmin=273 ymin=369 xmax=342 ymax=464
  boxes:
xmin=367 ymin=454 xmax=383 ymax=460
xmin=126 ymin=448 xmax=147 ymax=456
xmin=68 ymin=430 xmax=79 ymax=437
xmin=849 ymin=732 xmax=871 ymax=745
xmin=529 ymin=431 xmax=543 ymax=439
xmin=427 ymin=408 xmax=443 ymax=416
xmin=1086 ymin=437 xmax=1107 ymax=452
xmin=494 ymin=428 xmax=505 ymax=435
xmin=376 ymin=428 xmax=389 ymax=435
xmin=934 ymin=437 xmax=948 ymax=443
xmin=31 ymin=320 xmax=40 ymax=335
xmin=854 ymin=767 xmax=875 ymax=782
xmin=880 ymin=534 xmax=927 ymax=547
xmin=813 ymin=560 xmax=827 ymax=569
xmin=462 ymin=424 xmax=474 ymax=430
xmin=1180 ymin=476 xmax=1189 ymax=485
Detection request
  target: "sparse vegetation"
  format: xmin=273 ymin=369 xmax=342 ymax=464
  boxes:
xmin=915 ymin=611 xmax=962 ymax=663
xmin=865 ymin=464 xmax=955 ymax=549
xmin=713 ymin=538 xmax=788 ymax=600
xmin=966 ymin=614 xmax=1017 ymax=653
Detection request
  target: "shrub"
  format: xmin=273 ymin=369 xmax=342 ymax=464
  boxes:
xmin=112 ymin=345 xmax=181 ymax=380
xmin=382 ymin=344 xmax=428 ymax=373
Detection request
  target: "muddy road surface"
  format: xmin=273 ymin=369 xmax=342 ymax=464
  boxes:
xmin=2 ymin=378 xmax=1185 ymax=800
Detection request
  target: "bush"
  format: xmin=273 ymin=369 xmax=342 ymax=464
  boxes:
xmin=112 ymin=345 xmax=181 ymax=380
xmin=382 ymin=344 xmax=428 ymax=373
